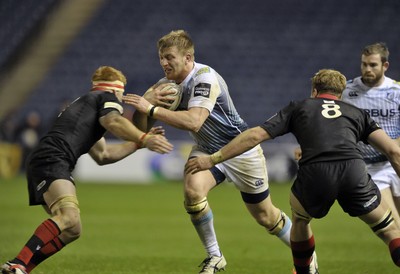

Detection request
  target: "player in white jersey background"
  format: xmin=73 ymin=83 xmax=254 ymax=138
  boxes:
xmin=342 ymin=42 xmax=400 ymax=226
xmin=123 ymin=30 xmax=294 ymax=273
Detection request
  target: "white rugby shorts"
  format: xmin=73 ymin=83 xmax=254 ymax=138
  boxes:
xmin=190 ymin=144 xmax=269 ymax=194
xmin=367 ymin=161 xmax=400 ymax=197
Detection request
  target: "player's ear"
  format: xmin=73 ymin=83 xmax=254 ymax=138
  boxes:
xmin=383 ymin=61 xmax=389 ymax=72
xmin=185 ymin=53 xmax=193 ymax=64
xmin=310 ymin=88 xmax=318 ymax=98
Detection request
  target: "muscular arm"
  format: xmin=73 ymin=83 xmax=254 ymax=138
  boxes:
xmin=152 ymin=106 xmax=209 ymax=132
xmin=185 ymin=126 xmax=271 ymax=173
xmin=132 ymin=110 xmax=156 ymax=132
xmin=218 ymin=126 xmax=271 ymax=161
xmin=100 ymin=110 xmax=144 ymax=143
xmin=394 ymin=137 xmax=400 ymax=146
xmin=89 ymin=137 xmax=138 ymax=165
xmin=99 ymin=110 xmax=173 ymax=154
xmin=368 ymin=129 xmax=400 ymax=176
xmin=123 ymin=94 xmax=209 ymax=132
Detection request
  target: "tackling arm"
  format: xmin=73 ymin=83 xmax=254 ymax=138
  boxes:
xmin=89 ymin=137 xmax=139 ymax=165
xmin=184 ymin=126 xmax=271 ymax=174
xmin=99 ymin=110 xmax=173 ymax=154
xmin=100 ymin=111 xmax=145 ymax=143
xmin=132 ymin=110 xmax=156 ymax=132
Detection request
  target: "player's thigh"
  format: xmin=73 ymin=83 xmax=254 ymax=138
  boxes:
xmin=43 ymin=179 xmax=77 ymax=207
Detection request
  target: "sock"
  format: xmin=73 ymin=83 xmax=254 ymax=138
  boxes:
xmin=268 ymin=211 xmax=292 ymax=247
xmin=389 ymin=238 xmax=400 ymax=267
xmin=12 ymin=219 xmax=61 ymax=267
xmin=26 ymin=236 xmax=65 ymax=272
xmin=276 ymin=212 xmax=292 ymax=247
xmin=191 ymin=208 xmax=221 ymax=257
xmin=291 ymin=235 xmax=315 ymax=274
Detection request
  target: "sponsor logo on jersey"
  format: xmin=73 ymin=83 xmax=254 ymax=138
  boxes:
xmin=363 ymin=108 xmax=397 ymax=117
xmin=194 ymin=83 xmax=211 ymax=98
xmin=37 ymin=180 xmax=47 ymax=191
xmin=363 ymin=194 xmax=378 ymax=208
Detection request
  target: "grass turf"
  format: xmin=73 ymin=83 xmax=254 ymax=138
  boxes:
xmin=0 ymin=176 xmax=397 ymax=273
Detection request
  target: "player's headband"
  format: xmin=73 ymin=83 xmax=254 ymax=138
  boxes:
xmin=91 ymin=80 xmax=125 ymax=93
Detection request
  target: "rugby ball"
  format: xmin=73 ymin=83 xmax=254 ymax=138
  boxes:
xmin=159 ymin=82 xmax=182 ymax=111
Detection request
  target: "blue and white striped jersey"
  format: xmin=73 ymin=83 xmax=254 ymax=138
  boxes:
xmin=176 ymin=62 xmax=248 ymax=154
xmin=342 ymin=76 xmax=400 ymax=162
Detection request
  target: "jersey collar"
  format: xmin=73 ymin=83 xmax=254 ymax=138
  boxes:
xmin=316 ymin=93 xmax=339 ymax=100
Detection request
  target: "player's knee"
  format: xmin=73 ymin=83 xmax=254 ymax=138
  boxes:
xmin=184 ymin=198 xmax=209 ymax=215
xmin=50 ymin=195 xmax=81 ymax=232
xmin=370 ymin=209 xmax=395 ymax=236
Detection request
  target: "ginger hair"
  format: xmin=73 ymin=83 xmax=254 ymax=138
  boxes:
xmin=91 ymin=66 xmax=127 ymax=85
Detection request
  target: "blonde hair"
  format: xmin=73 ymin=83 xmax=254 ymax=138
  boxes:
xmin=91 ymin=66 xmax=127 ymax=85
xmin=157 ymin=30 xmax=195 ymax=57
xmin=311 ymin=69 xmax=346 ymax=97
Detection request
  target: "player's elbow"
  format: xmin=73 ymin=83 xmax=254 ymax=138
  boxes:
xmin=90 ymin=152 xmax=110 ymax=166
xmin=186 ymin=120 xmax=203 ymax=133
xmin=386 ymin=147 xmax=400 ymax=162
xmin=247 ymin=127 xmax=269 ymax=144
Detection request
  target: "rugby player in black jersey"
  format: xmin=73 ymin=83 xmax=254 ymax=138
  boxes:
xmin=185 ymin=69 xmax=400 ymax=274
xmin=1 ymin=66 xmax=173 ymax=274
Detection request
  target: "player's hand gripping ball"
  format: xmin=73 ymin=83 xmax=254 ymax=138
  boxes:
xmin=159 ymin=82 xmax=182 ymax=111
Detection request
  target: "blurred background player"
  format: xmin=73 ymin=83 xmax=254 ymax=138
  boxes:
xmin=123 ymin=30 xmax=292 ymax=273
xmin=0 ymin=66 xmax=173 ymax=274
xmin=342 ymin=42 xmax=400 ymax=226
xmin=185 ymin=69 xmax=400 ymax=273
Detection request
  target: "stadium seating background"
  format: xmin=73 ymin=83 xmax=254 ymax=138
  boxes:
xmin=1 ymin=0 xmax=400 ymax=142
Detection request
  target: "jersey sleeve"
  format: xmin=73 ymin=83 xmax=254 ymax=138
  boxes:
xmin=260 ymin=101 xmax=296 ymax=138
xmin=360 ymin=112 xmax=381 ymax=143
xmin=97 ymin=92 xmax=123 ymax=117
xmin=188 ymin=67 xmax=220 ymax=112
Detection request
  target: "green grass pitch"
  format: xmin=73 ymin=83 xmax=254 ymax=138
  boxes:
xmin=0 ymin=176 xmax=397 ymax=273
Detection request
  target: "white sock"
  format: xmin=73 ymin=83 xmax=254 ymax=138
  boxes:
xmin=192 ymin=209 xmax=221 ymax=256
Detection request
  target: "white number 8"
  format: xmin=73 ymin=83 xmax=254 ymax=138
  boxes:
xmin=321 ymin=103 xmax=342 ymax=118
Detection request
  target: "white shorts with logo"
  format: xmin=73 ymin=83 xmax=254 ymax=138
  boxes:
xmin=189 ymin=144 xmax=269 ymax=194
xmin=367 ymin=161 xmax=400 ymax=197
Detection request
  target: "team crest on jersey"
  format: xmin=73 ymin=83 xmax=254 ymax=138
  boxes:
xmin=348 ymin=91 xmax=358 ymax=97
xmin=195 ymin=67 xmax=210 ymax=77
xmin=194 ymin=83 xmax=211 ymax=97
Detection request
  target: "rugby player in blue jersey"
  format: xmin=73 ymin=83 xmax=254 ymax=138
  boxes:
xmin=342 ymin=42 xmax=400 ymax=226
xmin=124 ymin=30 xmax=293 ymax=273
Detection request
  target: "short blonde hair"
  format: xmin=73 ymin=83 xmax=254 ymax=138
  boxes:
xmin=157 ymin=30 xmax=195 ymax=57
xmin=311 ymin=69 xmax=346 ymax=97
xmin=91 ymin=66 xmax=127 ymax=85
